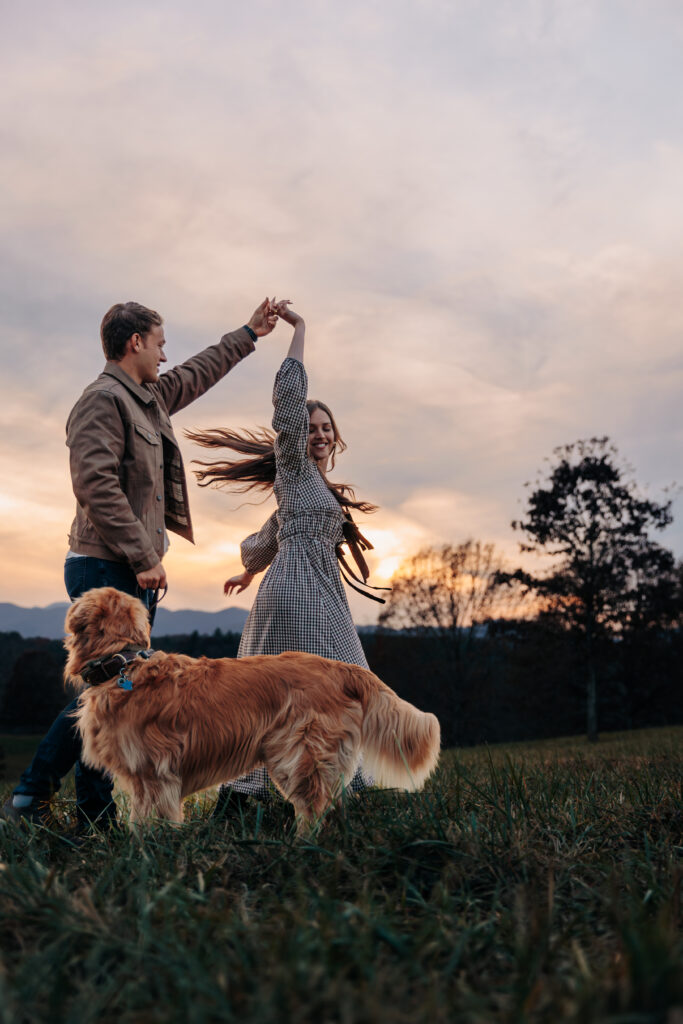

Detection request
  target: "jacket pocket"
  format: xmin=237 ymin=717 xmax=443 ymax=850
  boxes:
xmin=133 ymin=422 xmax=160 ymax=446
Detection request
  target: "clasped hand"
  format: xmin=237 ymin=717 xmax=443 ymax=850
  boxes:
xmin=270 ymin=298 xmax=303 ymax=327
xmin=247 ymin=297 xmax=303 ymax=335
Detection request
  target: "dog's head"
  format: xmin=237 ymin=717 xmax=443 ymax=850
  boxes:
xmin=64 ymin=587 xmax=152 ymax=691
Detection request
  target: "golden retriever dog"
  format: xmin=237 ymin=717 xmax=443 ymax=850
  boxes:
xmin=65 ymin=587 xmax=440 ymax=829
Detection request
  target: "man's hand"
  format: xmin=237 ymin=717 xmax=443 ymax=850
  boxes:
xmin=247 ymin=298 xmax=279 ymax=338
xmin=136 ymin=562 xmax=168 ymax=590
xmin=224 ymin=571 xmax=254 ymax=595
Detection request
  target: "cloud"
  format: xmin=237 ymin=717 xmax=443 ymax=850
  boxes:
xmin=1 ymin=0 xmax=682 ymax=618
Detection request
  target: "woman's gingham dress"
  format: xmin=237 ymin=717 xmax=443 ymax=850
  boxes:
xmin=224 ymin=356 xmax=371 ymax=797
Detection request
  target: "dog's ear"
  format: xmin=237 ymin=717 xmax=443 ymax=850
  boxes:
xmin=125 ymin=591 xmax=152 ymax=645
xmin=100 ymin=586 xmax=151 ymax=646
xmin=66 ymin=587 xmax=117 ymax=637
xmin=64 ymin=587 xmax=151 ymax=661
xmin=65 ymin=593 xmax=94 ymax=637
xmin=65 ymin=587 xmax=150 ymax=642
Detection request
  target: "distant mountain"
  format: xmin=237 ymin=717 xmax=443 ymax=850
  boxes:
xmin=0 ymin=601 xmax=248 ymax=640
xmin=154 ymin=606 xmax=248 ymax=637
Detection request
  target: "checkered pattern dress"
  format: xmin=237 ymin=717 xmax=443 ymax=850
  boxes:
xmin=224 ymin=356 xmax=371 ymax=797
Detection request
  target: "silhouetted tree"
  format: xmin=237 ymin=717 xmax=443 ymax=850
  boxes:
xmin=614 ymin=549 xmax=682 ymax=728
xmin=511 ymin=437 xmax=675 ymax=742
xmin=379 ymin=540 xmax=519 ymax=637
xmin=378 ymin=541 xmax=526 ymax=737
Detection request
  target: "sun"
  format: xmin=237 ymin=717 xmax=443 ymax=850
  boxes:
xmin=373 ymin=555 xmax=401 ymax=581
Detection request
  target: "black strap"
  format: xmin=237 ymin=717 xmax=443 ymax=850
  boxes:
xmin=336 ymin=512 xmax=392 ymax=604
xmin=81 ymin=648 xmax=154 ymax=686
xmin=135 ymin=585 xmax=167 ymax=610
xmin=336 ymin=548 xmax=391 ymax=604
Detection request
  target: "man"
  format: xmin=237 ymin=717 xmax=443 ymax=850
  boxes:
xmin=1 ymin=298 xmax=278 ymax=830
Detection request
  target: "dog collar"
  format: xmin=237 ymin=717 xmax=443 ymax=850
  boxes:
xmin=81 ymin=648 xmax=154 ymax=686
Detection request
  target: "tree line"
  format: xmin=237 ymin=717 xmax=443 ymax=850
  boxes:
xmin=1 ymin=437 xmax=680 ymax=745
xmin=376 ymin=437 xmax=682 ymax=743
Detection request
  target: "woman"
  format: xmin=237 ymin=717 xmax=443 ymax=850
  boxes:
xmin=189 ymin=301 xmax=382 ymax=811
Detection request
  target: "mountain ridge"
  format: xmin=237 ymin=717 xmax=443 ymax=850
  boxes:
xmin=0 ymin=601 xmax=249 ymax=639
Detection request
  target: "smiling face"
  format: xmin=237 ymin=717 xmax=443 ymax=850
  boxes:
xmin=134 ymin=324 xmax=167 ymax=383
xmin=307 ymin=406 xmax=336 ymax=466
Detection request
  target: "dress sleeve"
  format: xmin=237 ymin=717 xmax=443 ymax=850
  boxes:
xmin=240 ymin=511 xmax=279 ymax=573
xmin=272 ymin=357 xmax=308 ymax=474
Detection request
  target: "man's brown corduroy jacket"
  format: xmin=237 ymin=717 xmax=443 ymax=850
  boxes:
xmin=66 ymin=327 xmax=256 ymax=574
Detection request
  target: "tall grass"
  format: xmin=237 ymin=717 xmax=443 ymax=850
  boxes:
xmin=1 ymin=727 xmax=682 ymax=1023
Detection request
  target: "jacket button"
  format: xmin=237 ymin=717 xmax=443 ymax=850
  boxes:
xmin=156 ymin=495 xmax=162 ymax=501
xmin=156 ymin=528 xmax=162 ymax=535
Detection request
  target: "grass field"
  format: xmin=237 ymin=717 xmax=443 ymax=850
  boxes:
xmin=1 ymin=727 xmax=682 ymax=1023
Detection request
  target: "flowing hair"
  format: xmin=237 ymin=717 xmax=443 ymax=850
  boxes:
xmin=186 ymin=400 xmax=377 ymax=514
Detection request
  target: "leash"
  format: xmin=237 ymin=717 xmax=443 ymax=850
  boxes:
xmin=136 ymin=584 xmax=168 ymax=611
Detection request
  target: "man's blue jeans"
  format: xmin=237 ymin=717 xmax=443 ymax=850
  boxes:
xmin=13 ymin=557 xmax=156 ymax=826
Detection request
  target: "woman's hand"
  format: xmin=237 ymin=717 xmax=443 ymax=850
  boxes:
xmin=224 ymin=571 xmax=254 ymax=595
xmin=272 ymin=298 xmax=304 ymax=327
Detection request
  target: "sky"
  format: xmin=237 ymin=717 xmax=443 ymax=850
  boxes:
xmin=1 ymin=0 xmax=682 ymax=625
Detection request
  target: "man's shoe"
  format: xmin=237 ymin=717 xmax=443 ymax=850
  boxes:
xmin=0 ymin=796 xmax=52 ymax=827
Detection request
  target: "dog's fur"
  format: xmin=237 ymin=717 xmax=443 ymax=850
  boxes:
xmin=65 ymin=587 xmax=440 ymax=828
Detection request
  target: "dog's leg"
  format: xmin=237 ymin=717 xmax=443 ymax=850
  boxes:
xmin=292 ymin=806 xmax=317 ymax=839
xmin=122 ymin=774 xmax=183 ymax=827
xmin=152 ymin=778 xmax=184 ymax=824
xmin=124 ymin=777 xmax=157 ymax=828
xmin=266 ymin=760 xmax=325 ymax=836
xmin=266 ymin=721 xmax=362 ymax=836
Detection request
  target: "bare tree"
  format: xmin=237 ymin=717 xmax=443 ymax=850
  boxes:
xmin=378 ymin=540 xmax=525 ymax=680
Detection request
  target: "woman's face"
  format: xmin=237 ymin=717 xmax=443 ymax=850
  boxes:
xmin=308 ymin=407 xmax=336 ymax=464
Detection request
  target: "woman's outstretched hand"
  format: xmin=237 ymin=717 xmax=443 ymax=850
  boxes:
xmin=224 ymin=571 xmax=254 ymax=595
xmin=272 ymin=299 xmax=304 ymax=327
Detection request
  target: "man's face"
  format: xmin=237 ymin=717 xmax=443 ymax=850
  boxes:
xmin=134 ymin=325 xmax=167 ymax=383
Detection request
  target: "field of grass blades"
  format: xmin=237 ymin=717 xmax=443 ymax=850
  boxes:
xmin=0 ymin=726 xmax=681 ymax=1023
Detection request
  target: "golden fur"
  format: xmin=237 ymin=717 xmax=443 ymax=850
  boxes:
xmin=65 ymin=587 xmax=440 ymax=829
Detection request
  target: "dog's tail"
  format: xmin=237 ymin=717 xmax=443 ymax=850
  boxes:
xmin=341 ymin=666 xmax=440 ymax=791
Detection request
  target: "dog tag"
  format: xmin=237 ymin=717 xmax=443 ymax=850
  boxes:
xmin=117 ymin=672 xmax=134 ymax=691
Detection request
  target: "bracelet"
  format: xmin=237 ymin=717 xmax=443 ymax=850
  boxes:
xmin=243 ymin=324 xmax=258 ymax=342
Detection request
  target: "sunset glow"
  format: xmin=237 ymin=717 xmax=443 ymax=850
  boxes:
xmin=1 ymin=2 xmax=681 ymax=627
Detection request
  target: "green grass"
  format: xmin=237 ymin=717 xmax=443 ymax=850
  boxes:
xmin=1 ymin=727 xmax=682 ymax=1023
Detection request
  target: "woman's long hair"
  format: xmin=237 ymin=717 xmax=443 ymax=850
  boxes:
xmin=186 ymin=400 xmax=377 ymax=514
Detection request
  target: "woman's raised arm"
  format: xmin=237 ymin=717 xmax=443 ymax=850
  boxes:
xmin=269 ymin=302 xmax=310 ymax=474
xmin=273 ymin=300 xmax=305 ymax=363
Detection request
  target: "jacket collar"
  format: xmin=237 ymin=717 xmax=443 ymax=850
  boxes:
xmin=102 ymin=361 xmax=157 ymax=407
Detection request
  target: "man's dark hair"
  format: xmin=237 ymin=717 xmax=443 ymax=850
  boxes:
xmin=100 ymin=302 xmax=163 ymax=360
